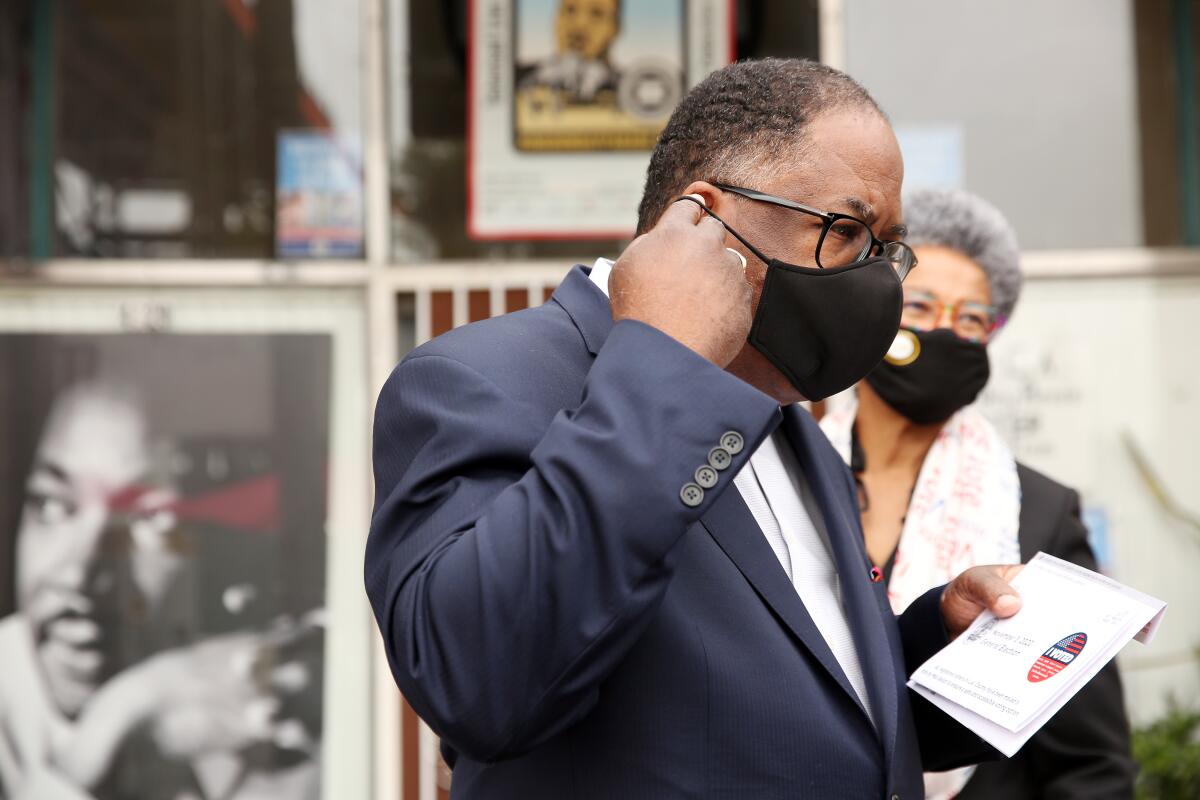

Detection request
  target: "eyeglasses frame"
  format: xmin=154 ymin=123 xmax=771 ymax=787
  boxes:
xmin=711 ymin=182 xmax=917 ymax=279
xmin=901 ymin=288 xmax=1001 ymax=342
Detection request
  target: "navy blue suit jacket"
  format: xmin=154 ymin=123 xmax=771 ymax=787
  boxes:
xmin=367 ymin=266 xmax=989 ymax=799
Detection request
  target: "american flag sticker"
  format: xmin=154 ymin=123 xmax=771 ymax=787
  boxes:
xmin=1028 ymin=632 xmax=1088 ymax=683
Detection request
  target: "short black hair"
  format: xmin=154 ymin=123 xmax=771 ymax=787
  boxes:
xmin=636 ymin=58 xmax=883 ymax=234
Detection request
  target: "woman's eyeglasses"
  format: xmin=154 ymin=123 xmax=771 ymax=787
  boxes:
xmin=901 ymin=289 xmax=999 ymax=342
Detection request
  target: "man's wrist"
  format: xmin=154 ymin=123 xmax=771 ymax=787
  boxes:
xmin=52 ymin=658 xmax=164 ymax=788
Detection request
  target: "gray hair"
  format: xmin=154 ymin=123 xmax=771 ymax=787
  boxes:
xmin=636 ymin=59 xmax=883 ymax=234
xmin=903 ymin=188 xmax=1023 ymax=324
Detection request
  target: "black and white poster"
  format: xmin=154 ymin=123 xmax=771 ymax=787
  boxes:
xmin=0 ymin=333 xmax=331 ymax=800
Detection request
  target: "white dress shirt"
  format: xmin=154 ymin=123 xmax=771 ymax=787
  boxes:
xmin=586 ymin=258 xmax=875 ymax=725
xmin=733 ymin=431 xmax=875 ymax=726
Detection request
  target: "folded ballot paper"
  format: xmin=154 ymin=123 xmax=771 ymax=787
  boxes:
xmin=908 ymin=552 xmax=1166 ymax=757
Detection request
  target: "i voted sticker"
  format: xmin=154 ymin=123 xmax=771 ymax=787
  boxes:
xmin=1027 ymin=632 xmax=1088 ymax=683
xmin=883 ymin=329 xmax=920 ymax=366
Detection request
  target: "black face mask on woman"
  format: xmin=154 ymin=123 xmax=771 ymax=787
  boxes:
xmin=864 ymin=327 xmax=991 ymax=424
xmin=680 ymin=199 xmax=904 ymax=401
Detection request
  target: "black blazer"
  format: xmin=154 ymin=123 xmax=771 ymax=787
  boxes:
xmin=958 ymin=463 xmax=1137 ymax=800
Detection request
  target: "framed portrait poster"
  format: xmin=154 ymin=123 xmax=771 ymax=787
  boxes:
xmin=468 ymin=0 xmax=735 ymax=239
xmin=0 ymin=288 xmax=371 ymax=800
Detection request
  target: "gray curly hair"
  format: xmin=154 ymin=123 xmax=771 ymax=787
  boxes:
xmin=904 ymin=188 xmax=1023 ymax=325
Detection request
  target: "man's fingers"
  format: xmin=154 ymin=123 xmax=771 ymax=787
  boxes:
xmin=697 ymin=214 xmax=726 ymax=242
xmin=726 ymin=247 xmax=747 ymax=272
xmin=0 ymin=721 xmax=21 ymax=796
xmin=660 ymin=194 xmax=708 ymax=228
xmin=942 ymin=564 xmax=1025 ymax=638
xmin=965 ymin=565 xmax=1023 ymax=618
xmin=993 ymin=593 xmax=1022 ymax=617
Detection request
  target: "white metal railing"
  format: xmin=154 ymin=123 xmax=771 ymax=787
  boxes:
xmin=8 ymin=246 xmax=1199 ymax=287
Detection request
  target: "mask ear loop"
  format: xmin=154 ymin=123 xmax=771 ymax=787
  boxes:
xmin=673 ymin=195 xmax=773 ymax=268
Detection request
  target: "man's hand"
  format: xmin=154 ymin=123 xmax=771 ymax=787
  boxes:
xmin=609 ymin=195 xmax=752 ymax=368
xmin=7 ymin=767 xmax=96 ymax=800
xmin=941 ymin=564 xmax=1024 ymax=639
xmin=53 ymin=631 xmax=280 ymax=790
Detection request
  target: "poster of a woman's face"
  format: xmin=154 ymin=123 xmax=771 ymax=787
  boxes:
xmin=0 ymin=334 xmax=331 ymax=800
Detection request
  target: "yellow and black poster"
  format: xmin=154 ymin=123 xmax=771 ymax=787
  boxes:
xmin=470 ymin=0 xmax=733 ymax=239
xmin=513 ymin=0 xmax=684 ymax=152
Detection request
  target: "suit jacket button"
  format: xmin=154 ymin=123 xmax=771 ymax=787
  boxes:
xmin=707 ymin=446 xmax=732 ymax=470
xmin=719 ymin=430 xmax=744 ymax=454
xmin=694 ymin=465 xmax=719 ymax=488
xmin=680 ymin=482 xmax=705 ymax=507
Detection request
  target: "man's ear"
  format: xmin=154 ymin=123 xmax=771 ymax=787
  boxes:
xmin=679 ymin=181 xmax=738 ymax=226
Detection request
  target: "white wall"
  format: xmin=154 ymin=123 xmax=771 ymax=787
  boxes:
xmin=979 ymin=272 xmax=1200 ymax=725
xmin=844 ymin=0 xmax=1143 ymax=250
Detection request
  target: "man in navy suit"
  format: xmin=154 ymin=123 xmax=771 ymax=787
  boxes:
xmin=367 ymin=59 xmax=1024 ymax=799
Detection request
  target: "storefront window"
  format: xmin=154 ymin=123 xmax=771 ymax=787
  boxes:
xmin=1135 ymin=0 xmax=1200 ymax=247
xmin=0 ymin=3 xmax=30 ymax=260
xmin=11 ymin=0 xmax=363 ymax=260
xmin=387 ymin=0 xmax=819 ymax=264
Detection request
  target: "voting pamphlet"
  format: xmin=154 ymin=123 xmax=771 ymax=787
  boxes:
xmin=908 ymin=552 xmax=1166 ymax=757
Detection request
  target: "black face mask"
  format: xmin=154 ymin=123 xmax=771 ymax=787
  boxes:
xmin=685 ymin=199 xmax=904 ymax=401
xmin=864 ymin=327 xmax=991 ymax=424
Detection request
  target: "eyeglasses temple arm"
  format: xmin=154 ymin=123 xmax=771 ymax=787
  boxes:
xmin=674 ymin=196 xmax=774 ymax=268
xmin=711 ymin=183 xmax=829 ymax=218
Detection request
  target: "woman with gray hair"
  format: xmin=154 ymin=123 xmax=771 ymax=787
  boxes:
xmin=820 ymin=188 xmax=1136 ymax=799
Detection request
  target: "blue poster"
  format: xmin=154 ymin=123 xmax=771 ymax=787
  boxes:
xmin=276 ymin=131 xmax=364 ymax=258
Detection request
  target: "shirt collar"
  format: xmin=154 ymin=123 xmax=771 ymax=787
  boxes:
xmin=587 ymin=257 xmax=614 ymax=298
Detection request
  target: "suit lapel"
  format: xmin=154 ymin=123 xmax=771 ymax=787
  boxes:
xmin=700 ymin=477 xmax=871 ymax=720
xmin=781 ymin=406 xmax=900 ymax=768
xmin=554 ymin=264 xmax=898 ymax=759
xmin=550 ymin=264 xmax=613 ymax=356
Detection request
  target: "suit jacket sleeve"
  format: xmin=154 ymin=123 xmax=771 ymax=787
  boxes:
xmin=365 ymin=320 xmax=779 ymax=762
xmin=896 ymin=585 xmax=1002 ymax=771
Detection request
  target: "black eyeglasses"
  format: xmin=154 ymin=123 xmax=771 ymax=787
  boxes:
xmin=712 ymin=182 xmax=917 ymax=280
